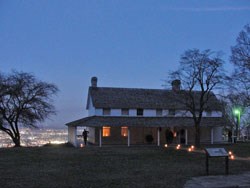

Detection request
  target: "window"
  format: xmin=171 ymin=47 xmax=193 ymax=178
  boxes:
xmin=137 ymin=108 xmax=144 ymax=116
xmin=103 ymin=126 xmax=111 ymax=137
xmin=168 ymin=109 xmax=175 ymax=116
xmin=121 ymin=127 xmax=128 ymax=137
xmin=121 ymin=108 xmax=129 ymax=116
xmin=156 ymin=109 xmax=163 ymax=116
xmin=103 ymin=108 xmax=111 ymax=116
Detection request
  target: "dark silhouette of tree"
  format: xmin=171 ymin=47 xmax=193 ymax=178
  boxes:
xmin=230 ymin=24 xmax=250 ymax=106
xmin=169 ymin=49 xmax=226 ymax=147
xmin=0 ymin=71 xmax=58 ymax=147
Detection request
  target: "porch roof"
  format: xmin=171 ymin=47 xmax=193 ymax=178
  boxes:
xmin=65 ymin=116 xmax=228 ymax=128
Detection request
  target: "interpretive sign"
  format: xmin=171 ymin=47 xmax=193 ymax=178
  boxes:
xmin=205 ymin=148 xmax=228 ymax=157
xmin=204 ymin=148 xmax=229 ymax=175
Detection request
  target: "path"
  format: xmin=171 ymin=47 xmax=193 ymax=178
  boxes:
xmin=184 ymin=172 xmax=250 ymax=188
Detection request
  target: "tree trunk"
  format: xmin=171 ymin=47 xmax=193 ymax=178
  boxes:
xmin=194 ymin=123 xmax=201 ymax=148
xmin=13 ymin=137 xmax=21 ymax=147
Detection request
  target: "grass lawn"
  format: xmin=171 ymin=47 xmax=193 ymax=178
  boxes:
xmin=0 ymin=143 xmax=249 ymax=188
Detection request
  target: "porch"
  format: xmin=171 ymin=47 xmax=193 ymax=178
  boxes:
xmin=66 ymin=116 xmax=225 ymax=147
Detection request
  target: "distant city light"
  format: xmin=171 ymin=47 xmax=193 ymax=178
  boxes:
xmin=50 ymin=140 xmax=66 ymax=145
xmin=0 ymin=128 xmax=68 ymax=148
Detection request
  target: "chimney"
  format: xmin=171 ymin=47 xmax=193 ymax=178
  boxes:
xmin=91 ymin=77 xmax=98 ymax=87
xmin=171 ymin=79 xmax=181 ymax=91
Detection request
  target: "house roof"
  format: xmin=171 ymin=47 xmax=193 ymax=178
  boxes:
xmin=87 ymin=86 xmax=222 ymax=110
xmin=66 ymin=116 xmax=228 ymax=128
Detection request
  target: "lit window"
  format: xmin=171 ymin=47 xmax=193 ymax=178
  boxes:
xmin=103 ymin=126 xmax=111 ymax=137
xmin=121 ymin=108 xmax=129 ymax=116
xmin=137 ymin=109 xmax=143 ymax=116
xmin=156 ymin=109 xmax=163 ymax=116
xmin=121 ymin=127 xmax=128 ymax=137
xmin=169 ymin=109 xmax=175 ymax=116
xmin=103 ymin=108 xmax=111 ymax=116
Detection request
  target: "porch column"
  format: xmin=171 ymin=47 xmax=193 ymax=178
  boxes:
xmin=68 ymin=126 xmax=77 ymax=147
xmin=157 ymin=128 xmax=160 ymax=146
xmin=211 ymin=127 xmax=214 ymax=144
xmin=185 ymin=129 xmax=188 ymax=145
xmin=127 ymin=127 xmax=130 ymax=147
xmin=99 ymin=128 xmax=102 ymax=147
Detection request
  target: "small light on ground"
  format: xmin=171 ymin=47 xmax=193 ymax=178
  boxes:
xmin=230 ymin=155 xmax=235 ymax=160
xmin=164 ymin=144 xmax=168 ymax=148
xmin=80 ymin=143 xmax=84 ymax=148
xmin=188 ymin=148 xmax=192 ymax=152
xmin=176 ymin=144 xmax=181 ymax=150
xmin=228 ymin=151 xmax=235 ymax=160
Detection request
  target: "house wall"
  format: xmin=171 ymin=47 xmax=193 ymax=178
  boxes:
xmin=88 ymin=96 xmax=95 ymax=116
xmin=211 ymin=111 xmax=223 ymax=117
xmin=213 ymin=126 xmax=223 ymax=142
xmin=85 ymin=125 xmax=223 ymax=147
xmin=95 ymin=127 xmax=128 ymax=145
xmin=144 ymin=109 xmax=157 ymax=116
xmin=87 ymin=127 xmax=96 ymax=144
xmin=90 ymin=106 xmax=222 ymax=118
xmin=129 ymin=109 xmax=137 ymax=116
xmin=111 ymin=109 xmax=121 ymax=116
xmin=85 ymin=97 xmax=223 ymax=146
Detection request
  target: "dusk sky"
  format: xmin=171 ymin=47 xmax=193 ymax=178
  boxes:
xmin=1 ymin=0 xmax=250 ymax=128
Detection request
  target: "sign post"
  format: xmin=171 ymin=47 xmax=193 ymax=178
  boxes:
xmin=204 ymin=148 xmax=229 ymax=175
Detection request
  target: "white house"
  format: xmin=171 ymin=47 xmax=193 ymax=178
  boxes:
xmin=66 ymin=77 xmax=229 ymax=147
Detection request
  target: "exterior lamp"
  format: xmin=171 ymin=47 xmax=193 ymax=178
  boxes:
xmin=233 ymin=108 xmax=241 ymax=142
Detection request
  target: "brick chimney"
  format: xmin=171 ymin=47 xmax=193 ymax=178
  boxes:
xmin=171 ymin=79 xmax=181 ymax=91
xmin=91 ymin=77 xmax=98 ymax=87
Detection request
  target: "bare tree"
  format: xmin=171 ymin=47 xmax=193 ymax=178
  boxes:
xmin=169 ymin=49 xmax=226 ymax=147
xmin=231 ymin=24 xmax=250 ymax=105
xmin=0 ymin=71 xmax=58 ymax=147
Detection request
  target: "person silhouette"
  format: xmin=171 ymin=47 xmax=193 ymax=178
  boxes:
xmin=82 ymin=129 xmax=89 ymax=146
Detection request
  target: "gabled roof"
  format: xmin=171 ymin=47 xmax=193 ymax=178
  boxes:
xmin=66 ymin=116 xmax=228 ymax=127
xmin=87 ymin=86 xmax=222 ymax=111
